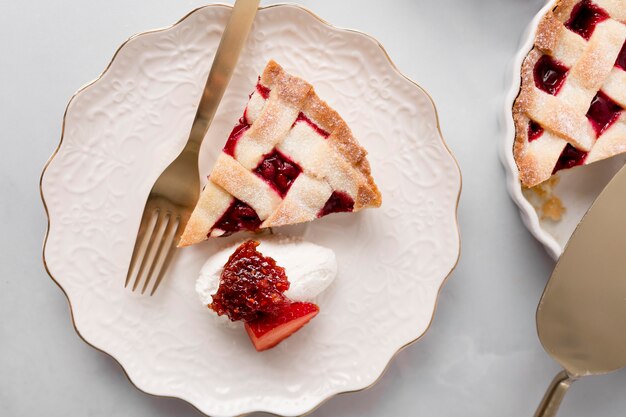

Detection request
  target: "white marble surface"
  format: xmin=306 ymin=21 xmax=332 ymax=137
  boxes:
xmin=1 ymin=0 xmax=625 ymax=416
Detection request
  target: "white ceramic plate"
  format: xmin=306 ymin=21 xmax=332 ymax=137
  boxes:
xmin=41 ymin=4 xmax=461 ymax=417
xmin=501 ymin=0 xmax=626 ymax=260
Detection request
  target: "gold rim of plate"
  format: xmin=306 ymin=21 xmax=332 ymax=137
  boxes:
xmin=39 ymin=4 xmax=462 ymax=416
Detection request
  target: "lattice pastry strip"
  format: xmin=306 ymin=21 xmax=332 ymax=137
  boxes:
xmin=513 ymin=0 xmax=626 ymax=188
xmin=603 ymin=67 xmax=626 ymax=106
xmin=179 ymin=60 xmax=382 ymax=246
xmin=588 ymin=115 xmax=626 ymax=162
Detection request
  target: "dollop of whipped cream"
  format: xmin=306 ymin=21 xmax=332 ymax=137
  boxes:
xmin=196 ymin=236 xmax=337 ymax=313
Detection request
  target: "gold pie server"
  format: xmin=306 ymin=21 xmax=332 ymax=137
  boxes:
xmin=534 ymin=164 xmax=626 ymax=417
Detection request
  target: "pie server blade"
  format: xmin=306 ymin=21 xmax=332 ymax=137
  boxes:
xmin=534 ymin=163 xmax=626 ymax=417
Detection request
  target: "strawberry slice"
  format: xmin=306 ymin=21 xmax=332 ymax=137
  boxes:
xmin=244 ymin=302 xmax=319 ymax=351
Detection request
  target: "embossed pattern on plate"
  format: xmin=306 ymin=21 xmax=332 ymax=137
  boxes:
xmin=41 ymin=5 xmax=461 ymax=417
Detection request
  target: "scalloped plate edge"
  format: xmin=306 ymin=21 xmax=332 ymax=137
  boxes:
xmin=40 ymin=4 xmax=462 ymax=416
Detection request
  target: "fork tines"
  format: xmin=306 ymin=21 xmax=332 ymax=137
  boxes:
xmin=125 ymin=203 xmax=182 ymax=295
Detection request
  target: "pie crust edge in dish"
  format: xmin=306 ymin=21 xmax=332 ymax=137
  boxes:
xmin=502 ymin=0 xmax=569 ymax=260
xmin=512 ymin=0 xmax=626 ymax=188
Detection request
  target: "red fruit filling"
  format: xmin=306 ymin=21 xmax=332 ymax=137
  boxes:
xmin=224 ymin=80 xmax=270 ymax=157
xmin=223 ymin=115 xmax=250 ymax=157
xmin=616 ymin=41 xmax=626 ymax=70
xmin=256 ymin=81 xmax=270 ymax=99
xmin=318 ymin=191 xmax=354 ymax=217
xmin=586 ymin=91 xmax=623 ymax=136
xmin=533 ymin=55 xmax=569 ymax=95
xmin=293 ymin=112 xmax=330 ymax=138
xmin=552 ymin=144 xmax=588 ymax=174
xmin=209 ymin=240 xmax=289 ymax=322
xmin=528 ymin=121 xmax=544 ymax=142
xmin=245 ymin=302 xmax=319 ymax=351
xmin=213 ymin=200 xmax=262 ymax=236
xmin=254 ymin=150 xmax=302 ymax=196
xmin=565 ymin=0 xmax=609 ymax=40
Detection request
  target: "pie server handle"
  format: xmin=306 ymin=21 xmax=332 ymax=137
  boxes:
xmin=533 ymin=370 xmax=575 ymax=417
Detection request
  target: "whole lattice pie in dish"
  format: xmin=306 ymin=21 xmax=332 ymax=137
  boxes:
xmin=179 ymin=60 xmax=382 ymax=246
xmin=513 ymin=0 xmax=626 ymax=188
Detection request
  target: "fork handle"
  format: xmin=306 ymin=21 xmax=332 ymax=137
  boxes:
xmin=187 ymin=0 xmax=260 ymax=151
xmin=534 ymin=370 xmax=575 ymax=417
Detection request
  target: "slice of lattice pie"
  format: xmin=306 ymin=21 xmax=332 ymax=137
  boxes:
xmin=513 ymin=0 xmax=626 ymax=188
xmin=179 ymin=60 xmax=382 ymax=246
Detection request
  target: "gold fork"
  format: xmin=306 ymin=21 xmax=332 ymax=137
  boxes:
xmin=125 ymin=0 xmax=260 ymax=295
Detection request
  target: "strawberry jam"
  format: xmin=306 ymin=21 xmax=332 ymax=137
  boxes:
xmin=210 ymin=240 xmax=289 ymax=322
